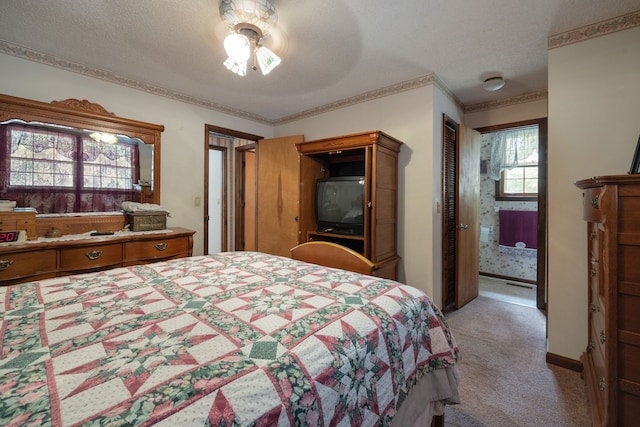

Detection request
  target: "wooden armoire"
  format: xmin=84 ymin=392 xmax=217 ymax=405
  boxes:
xmin=255 ymin=131 xmax=402 ymax=281
xmin=296 ymin=131 xmax=402 ymax=280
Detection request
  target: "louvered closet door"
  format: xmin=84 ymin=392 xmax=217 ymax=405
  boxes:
xmin=443 ymin=122 xmax=457 ymax=310
xmin=442 ymin=119 xmax=480 ymax=310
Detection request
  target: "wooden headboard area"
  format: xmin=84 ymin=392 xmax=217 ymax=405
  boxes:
xmin=290 ymin=241 xmax=376 ymax=276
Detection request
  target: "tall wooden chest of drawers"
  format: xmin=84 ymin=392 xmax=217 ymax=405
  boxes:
xmin=575 ymin=175 xmax=640 ymax=426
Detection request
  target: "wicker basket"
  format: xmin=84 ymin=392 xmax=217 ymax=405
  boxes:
xmin=125 ymin=211 xmax=167 ymax=232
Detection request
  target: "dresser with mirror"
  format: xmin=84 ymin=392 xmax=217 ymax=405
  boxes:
xmin=0 ymin=93 xmax=194 ymax=284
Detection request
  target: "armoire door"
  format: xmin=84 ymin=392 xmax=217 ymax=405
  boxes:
xmin=256 ymin=135 xmax=305 ymax=257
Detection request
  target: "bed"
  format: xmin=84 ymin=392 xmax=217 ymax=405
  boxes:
xmin=0 ymin=246 xmax=459 ymax=426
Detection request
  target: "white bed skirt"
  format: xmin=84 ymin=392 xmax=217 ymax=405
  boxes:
xmin=391 ymin=366 xmax=460 ymax=426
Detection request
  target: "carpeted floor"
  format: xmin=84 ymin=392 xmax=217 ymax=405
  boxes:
xmin=443 ymin=296 xmax=590 ymax=426
xmin=478 ymin=276 xmax=536 ymax=308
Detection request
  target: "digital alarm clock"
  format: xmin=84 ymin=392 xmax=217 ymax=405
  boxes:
xmin=0 ymin=230 xmax=27 ymax=245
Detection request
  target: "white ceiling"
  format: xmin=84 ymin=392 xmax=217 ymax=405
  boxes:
xmin=0 ymin=1 xmax=638 ymax=123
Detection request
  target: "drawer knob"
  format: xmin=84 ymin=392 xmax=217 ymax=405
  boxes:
xmin=590 ymin=268 xmax=597 ymax=278
xmin=590 ymin=231 xmax=597 ymax=240
xmin=85 ymin=250 xmax=103 ymax=260
xmin=590 ymin=303 xmax=600 ymax=312
xmin=590 ymin=257 xmax=598 ymax=264
xmin=589 ymin=340 xmax=596 ymax=351
xmin=599 ymin=330 xmax=606 ymax=344
xmin=155 ymin=243 xmax=168 ymax=251
xmin=591 ymin=196 xmax=599 ymax=209
xmin=0 ymin=259 xmax=14 ymax=271
xmin=599 ymin=376 xmax=605 ymax=391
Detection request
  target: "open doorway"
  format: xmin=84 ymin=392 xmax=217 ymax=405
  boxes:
xmin=475 ymin=119 xmax=548 ymax=310
xmin=442 ymin=116 xmax=481 ymax=312
xmin=203 ymin=125 xmax=261 ymax=255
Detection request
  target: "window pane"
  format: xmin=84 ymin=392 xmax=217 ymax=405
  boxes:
xmin=524 ymin=179 xmax=539 ymax=193
xmin=83 ymin=138 xmax=134 ymax=189
xmin=8 ymin=126 xmax=75 ymax=188
xmin=505 ymin=168 xmax=524 ymax=179
xmin=10 ymin=172 xmax=29 ymax=186
xmin=504 ymin=179 xmax=523 ymax=193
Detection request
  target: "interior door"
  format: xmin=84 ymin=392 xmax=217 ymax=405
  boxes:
xmin=207 ymin=148 xmax=223 ymax=254
xmin=456 ymin=125 xmax=480 ymax=308
xmin=256 ymin=135 xmax=305 ymax=257
xmin=442 ymin=121 xmax=457 ymax=310
xmin=235 ymin=147 xmax=256 ymax=251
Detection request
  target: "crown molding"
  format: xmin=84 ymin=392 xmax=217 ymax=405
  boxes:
xmin=0 ymin=40 xmax=275 ymax=125
xmin=548 ymin=10 xmax=640 ymax=50
xmin=464 ymin=91 xmax=548 ymax=113
xmin=0 ymin=39 xmax=549 ymax=124
xmin=275 ymin=73 xmax=463 ymax=125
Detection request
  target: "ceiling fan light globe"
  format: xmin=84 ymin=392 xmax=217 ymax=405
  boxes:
xmin=224 ymin=57 xmax=247 ymax=76
xmin=224 ymin=33 xmax=251 ymax=62
xmin=256 ymin=46 xmax=281 ymax=75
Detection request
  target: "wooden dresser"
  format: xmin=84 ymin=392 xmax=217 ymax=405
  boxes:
xmin=0 ymin=227 xmax=195 ymax=286
xmin=575 ymin=175 xmax=640 ymax=426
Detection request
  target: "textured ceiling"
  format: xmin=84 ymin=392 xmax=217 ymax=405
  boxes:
xmin=0 ymin=1 xmax=638 ymax=123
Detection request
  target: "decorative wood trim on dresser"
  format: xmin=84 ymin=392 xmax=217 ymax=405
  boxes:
xmin=0 ymin=227 xmax=195 ymax=285
xmin=575 ymin=175 xmax=640 ymax=426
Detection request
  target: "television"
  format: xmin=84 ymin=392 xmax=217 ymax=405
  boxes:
xmin=315 ymin=176 xmax=365 ymax=235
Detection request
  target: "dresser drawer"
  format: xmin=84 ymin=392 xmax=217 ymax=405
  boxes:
xmin=589 ymin=324 xmax=608 ymax=399
xmin=587 ymin=222 xmax=600 ymax=257
xmin=59 ymin=243 xmax=123 ymax=271
xmin=590 ymin=303 xmax=606 ymax=350
xmin=0 ymin=212 xmax=37 ymax=240
xmin=582 ymin=187 xmax=603 ymax=222
xmin=589 ymin=261 xmax=601 ymax=300
xmin=0 ymin=249 xmax=57 ymax=282
xmin=125 ymin=237 xmax=190 ymax=262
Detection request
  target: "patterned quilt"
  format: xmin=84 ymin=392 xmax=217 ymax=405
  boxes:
xmin=0 ymin=252 xmax=459 ymax=426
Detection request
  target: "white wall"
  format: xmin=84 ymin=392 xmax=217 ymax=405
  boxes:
xmin=0 ymin=54 xmax=274 ymax=255
xmin=465 ymin=98 xmax=548 ymax=129
xmin=275 ymin=84 xmax=463 ymax=304
xmin=547 ymin=26 xmax=640 ymax=360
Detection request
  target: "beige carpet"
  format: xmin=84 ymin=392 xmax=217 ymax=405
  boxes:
xmin=443 ymin=296 xmax=590 ymax=426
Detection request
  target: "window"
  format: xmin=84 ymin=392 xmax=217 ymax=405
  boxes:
xmin=489 ymin=125 xmax=539 ymax=200
xmin=9 ymin=127 xmax=76 ymax=187
xmin=500 ymin=165 xmax=538 ymax=197
xmin=1 ymin=123 xmax=140 ymax=213
xmin=82 ymin=137 xmax=136 ymax=189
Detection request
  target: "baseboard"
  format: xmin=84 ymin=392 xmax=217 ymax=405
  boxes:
xmin=546 ymin=352 xmax=583 ymax=372
xmin=479 ymin=272 xmax=537 ymax=286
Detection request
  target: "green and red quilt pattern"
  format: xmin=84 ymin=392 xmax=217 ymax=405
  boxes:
xmin=0 ymin=252 xmax=458 ymax=426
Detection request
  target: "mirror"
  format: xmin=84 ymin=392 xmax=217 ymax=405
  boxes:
xmin=0 ymin=94 xmax=163 ymax=213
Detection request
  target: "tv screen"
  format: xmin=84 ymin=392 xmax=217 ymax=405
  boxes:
xmin=315 ymin=176 xmax=365 ymax=235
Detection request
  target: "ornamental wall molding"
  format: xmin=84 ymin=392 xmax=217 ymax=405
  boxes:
xmin=548 ymin=10 xmax=640 ymax=50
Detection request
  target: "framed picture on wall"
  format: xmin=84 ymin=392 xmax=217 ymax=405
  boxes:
xmin=629 ymin=134 xmax=640 ymax=174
